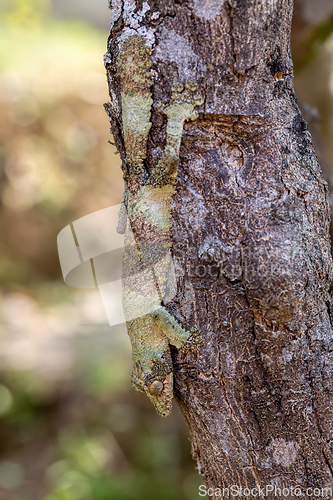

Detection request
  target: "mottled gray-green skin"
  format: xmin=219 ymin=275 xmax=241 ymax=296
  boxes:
xmin=116 ymin=36 xmax=203 ymax=417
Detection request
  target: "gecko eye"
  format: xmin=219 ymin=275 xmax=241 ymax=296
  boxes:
xmin=148 ymin=380 xmax=164 ymax=395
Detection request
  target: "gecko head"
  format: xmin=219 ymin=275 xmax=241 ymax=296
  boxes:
xmin=131 ymin=359 xmax=173 ymax=417
xmin=145 ymin=372 xmax=173 ymax=417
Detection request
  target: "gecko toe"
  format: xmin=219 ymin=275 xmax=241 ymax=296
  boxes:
xmin=185 ymin=80 xmax=198 ymax=92
xmin=172 ymin=82 xmax=184 ymax=93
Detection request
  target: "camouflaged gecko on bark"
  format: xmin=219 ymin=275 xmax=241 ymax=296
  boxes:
xmin=115 ymin=35 xmax=203 ymax=417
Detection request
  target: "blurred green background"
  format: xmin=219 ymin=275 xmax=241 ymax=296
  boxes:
xmin=0 ymin=1 xmax=332 ymax=499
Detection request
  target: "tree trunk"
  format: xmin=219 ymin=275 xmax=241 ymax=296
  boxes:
xmin=105 ymin=0 xmax=333 ymax=495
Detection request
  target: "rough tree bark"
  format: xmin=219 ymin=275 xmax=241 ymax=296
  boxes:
xmin=105 ymin=0 xmax=333 ymax=495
